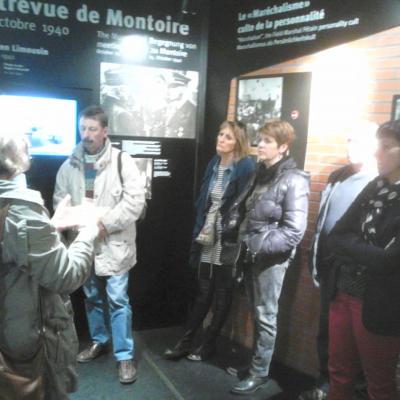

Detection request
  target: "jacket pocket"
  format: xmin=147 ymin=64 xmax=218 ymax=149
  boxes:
xmin=97 ymin=240 xmax=134 ymax=274
xmin=110 ymin=187 xmax=122 ymax=199
xmin=244 ymin=230 xmax=270 ymax=262
xmin=44 ymin=318 xmax=78 ymax=366
xmin=108 ymin=240 xmax=131 ymax=264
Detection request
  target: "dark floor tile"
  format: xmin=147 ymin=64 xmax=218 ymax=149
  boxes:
xmin=71 ymin=326 xmax=313 ymax=400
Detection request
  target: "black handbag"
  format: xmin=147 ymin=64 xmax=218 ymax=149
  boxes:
xmin=220 ymin=240 xmax=243 ymax=266
xmin=220 ymin=240 xmax=248 ymax=283
xmin=0 ymin=204 xmax=46 ymax=400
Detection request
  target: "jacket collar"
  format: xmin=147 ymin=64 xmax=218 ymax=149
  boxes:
xmin=212 ymin=156 xmax=236 ymax=175
xmin=70 ymin=138 xmax=112 ymax=170
xmin=0 ymin=180 xmax=44 ymax=206
xmin=256 ymin=156 xmax=297 ymax=185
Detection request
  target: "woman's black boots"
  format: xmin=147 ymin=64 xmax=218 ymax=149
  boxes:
xmin=164 ymin=278 xmax=213 ymax=360
xmin=187 ymin=286 xmax=233 ymax=361
xmin=163 ymin=330 xmax=195 ymax=360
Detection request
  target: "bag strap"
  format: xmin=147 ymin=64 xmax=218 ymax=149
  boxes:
xmin=0 ymin=204 xmax=11 ymax=278
xmin=0 ymin=202 xmax=9 ymax=265
xmin=0 ymin=204 xmax=10 ymax=246
xmin=118 ymin=150 xmax=123 ymax=186
xmin=118 ymin=151 xmax=148 ymax=222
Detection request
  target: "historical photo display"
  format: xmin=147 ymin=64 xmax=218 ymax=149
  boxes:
xmin=100 ymin=63 xmax=199 ymax=139
xmin=133 ymin=157 xmax=153 ymax=199
xmin=236 ymin=76 xmax=283 ymax=145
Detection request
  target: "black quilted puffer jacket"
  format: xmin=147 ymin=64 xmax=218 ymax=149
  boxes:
xmin=222 ymin=156 xmax=310 ymax=267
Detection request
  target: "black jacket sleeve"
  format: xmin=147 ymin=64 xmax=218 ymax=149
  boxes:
xmin=328 ymin=181 xmax=400 ymax=276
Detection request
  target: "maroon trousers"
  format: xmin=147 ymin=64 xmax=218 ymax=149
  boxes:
xmin=328 ymin=292 xmax=400 ymax=400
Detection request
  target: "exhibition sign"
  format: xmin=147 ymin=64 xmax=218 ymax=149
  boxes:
xmin=229 ymin=0 xmax=400 ymax=77
xmin=204 ymin=0 xmax=400 ymax=159
xmin=0 ymin=1 xmax=202 ymax=87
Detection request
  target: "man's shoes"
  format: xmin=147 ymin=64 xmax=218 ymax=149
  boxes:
xmin=164 ymin=338 xmax=192 ymax=360
xmin=298 ymin=387 xmax=328 ymax=400
xmin=77 ymin=342 xmax=107 ymax=363
xmin=118 ymin=359 xmax=137 ymax=384
xmin=231 ymin=375 xmax=270 ymax=395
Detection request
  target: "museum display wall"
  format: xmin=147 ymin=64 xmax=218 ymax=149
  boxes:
xmin=212 ymin=2 xmax=400 ymax=375
xmin=0 ymin=0 xmax=209 ymax=329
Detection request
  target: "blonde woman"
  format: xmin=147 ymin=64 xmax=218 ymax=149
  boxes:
xmin=164 ymin=121 xmax=255 ymax=362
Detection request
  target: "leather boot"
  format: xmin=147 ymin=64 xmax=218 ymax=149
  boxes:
xmin=185 ymin=277 xmax=214 ymax=330
xmin=165 ymin=271 xmax=215 ymax=360
xmin=208 ymin=286 xmax=233 ymax=333
xmin=186 ymin=338 xmax=216 ymax=361
xmin=187 ymin=286 xmax=233 ymax=362
xmin=163 ymin=331 xmax=194 ymax=360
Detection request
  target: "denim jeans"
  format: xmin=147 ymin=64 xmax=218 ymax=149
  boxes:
xmin=244 ymin=262 xmax=288 ymax=377
xmin=83 ymin=271 xmax=133 ymax=361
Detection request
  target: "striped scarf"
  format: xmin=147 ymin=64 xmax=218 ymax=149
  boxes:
xmin=84 ymin=146 xmax=107 ymax=198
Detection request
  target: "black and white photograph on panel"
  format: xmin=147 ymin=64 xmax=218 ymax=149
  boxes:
xmin=100 ymin=63 xmax=199 ymax=139
xmin=133 ymin=157 xmax=153 ymax=200
xmin=237 ymin=76 xmax=283 ymax=145
xmin=236 ymin=72 xmax=311 ymax=168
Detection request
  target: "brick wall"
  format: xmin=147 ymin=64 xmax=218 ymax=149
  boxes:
xmin=222 ymin=26 xmax=400 ymax=377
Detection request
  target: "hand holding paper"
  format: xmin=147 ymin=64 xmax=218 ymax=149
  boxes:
xmin=52 ymin=195 xmax=110 ymax=232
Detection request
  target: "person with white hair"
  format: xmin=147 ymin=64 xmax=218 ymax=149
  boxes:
xmin=0 ymin=132 xmax=99 ymax=399
xmin=298 ymin=120 xmax=377 ymax=400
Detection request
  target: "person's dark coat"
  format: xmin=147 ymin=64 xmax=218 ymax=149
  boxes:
xmin=328 ymin=177 xmax=400 ymax=336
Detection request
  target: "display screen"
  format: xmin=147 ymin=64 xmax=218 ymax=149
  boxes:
xmin=0 ymin=94 xmax=77 ymax=156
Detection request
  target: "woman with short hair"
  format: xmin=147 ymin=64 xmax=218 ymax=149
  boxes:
xmin=224 ymin=120 xmax=310 ymax=395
